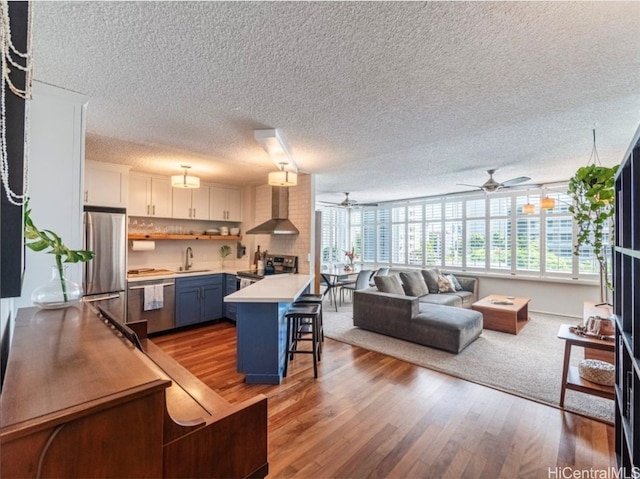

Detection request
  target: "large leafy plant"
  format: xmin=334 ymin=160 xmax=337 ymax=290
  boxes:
xmin=567 ymin=163 xmax=618 ymax=292
xmin=24 ymin=202 xmax=94 ymax=302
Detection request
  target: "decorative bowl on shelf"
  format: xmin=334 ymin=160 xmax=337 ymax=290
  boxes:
xmin=205 ymin=229 xmax=220 ymax=235
xmin=230 ymin=228 xmax=240 ymax=235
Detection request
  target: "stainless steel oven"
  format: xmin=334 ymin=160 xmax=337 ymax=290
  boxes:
xmin=127 ymin=279 xmax=175 ymax=334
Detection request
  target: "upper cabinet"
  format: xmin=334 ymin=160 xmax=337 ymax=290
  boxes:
xmin=84 ymin=161 xmax=129 ymax=208
xmin=128 ymin=174 xmax=172 ymax=218
xmin=210 ymin=186 xmax=242 ymax=222
xmin=172 ymin=186 xmax=210 ymax=220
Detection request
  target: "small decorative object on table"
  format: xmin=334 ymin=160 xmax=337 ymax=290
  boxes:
xmin=24 ymin=201 xmax=94 ymax=309
xmin=344 ymin=247 xmax=356 ymax=271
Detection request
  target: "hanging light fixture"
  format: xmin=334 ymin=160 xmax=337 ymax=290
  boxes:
xmin=254 ymin=129 xmax=299 ymax=187
xmin=268 ymin=162 xmax=297 ymax=187
xmin=541 ymin=196 xmax=555 ymax=209
xmin=171 ymin=165 xmax=200 ymax=189
xmin=523 ymin=202 xmax=535 ymax=214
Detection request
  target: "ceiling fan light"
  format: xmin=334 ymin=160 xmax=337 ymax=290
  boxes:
xmin=268 ymin=170 xmax=297 ymax=187
xmin=541 ymin=197 xmax=555 ymax=209
xmin=523 ymin=203 xmax=535 ymax=214
xmin=171 ymin=166 xmax=200 ymax=188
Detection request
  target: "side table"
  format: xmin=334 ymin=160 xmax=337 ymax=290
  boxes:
xmin=557 ymin=324 xmax=615 ymax=407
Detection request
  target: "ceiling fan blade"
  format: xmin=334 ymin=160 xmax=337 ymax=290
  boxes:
xmin=501 ymin=176 xmax=530 ymax=187
xmin=456 ymin=183 xmax=483 ymax=189
xmin=504 ymin=183 xmax=541 ymax=190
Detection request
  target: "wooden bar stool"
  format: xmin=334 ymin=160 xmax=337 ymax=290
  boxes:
xmin=283 ymin=304 xmax=321 ymax=378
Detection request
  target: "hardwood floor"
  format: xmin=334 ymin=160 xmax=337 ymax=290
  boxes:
xmin=152 ymin=321 xmax=616 ymax=479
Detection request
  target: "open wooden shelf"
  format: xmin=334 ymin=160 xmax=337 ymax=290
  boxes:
xmin=128 ymin=234 xmax=242 ymax=241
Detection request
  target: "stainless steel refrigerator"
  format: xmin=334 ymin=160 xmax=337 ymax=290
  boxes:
xmin=83 ymin=206 xmax=127 ymax=322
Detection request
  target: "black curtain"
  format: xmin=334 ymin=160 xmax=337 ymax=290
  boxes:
xmin=0 ymin=1 xmax=29 ymax=298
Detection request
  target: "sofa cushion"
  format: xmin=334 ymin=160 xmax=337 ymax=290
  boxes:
xmin=419 ymin=294 xmax=462 ymax=308
xmin=447 ymin=274 xmax=464 ymax=292
xmin=374 ymin=274 xmax=405 ymax=295
xmin=437 ymin=275 xmax=456 ymax=293
xmin=400 ymin=271 xmax=429 ymax=297
xmin=421 ymin=269 xmax=440 ymax=293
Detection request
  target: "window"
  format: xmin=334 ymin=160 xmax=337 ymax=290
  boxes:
xmin=332 ymin=183 xmax=605 ymax=283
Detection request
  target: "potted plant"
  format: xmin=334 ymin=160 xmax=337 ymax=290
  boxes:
xmin=567 ymin=163 xmax=618 ymax=303
xmin=219 ymin=244 xmax=232 ymax=268
xmin=24 ymin=202 xmax=94 ymax=308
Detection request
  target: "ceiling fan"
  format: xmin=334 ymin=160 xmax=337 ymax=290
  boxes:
xmin=320 ymin=192 xmax=379 ymax=208
xmin=457 ymin=169 xmax=533 ymax=193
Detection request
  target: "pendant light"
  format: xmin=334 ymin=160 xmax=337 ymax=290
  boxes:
xmin=268 ymin=162 xmax=297 ymax=187
xmin=523 ymin=202 xmax=535 ymax=214
xmin=171 ymin=165 xmax=200 ymax=189
xmin=541 ymin=196 xmax=555 ymax=210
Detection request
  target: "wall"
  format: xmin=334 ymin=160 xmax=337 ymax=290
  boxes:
xmin=15 ymin=82 xmax=86 ymax=310
xmin=477 ymin=275 xmax=601 ymax=318
xmin=247 ymin=174 xmax=314 ymax=274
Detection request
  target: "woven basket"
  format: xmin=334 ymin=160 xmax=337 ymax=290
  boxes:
xmin=578 ymin=359 xmax=615 ymax=387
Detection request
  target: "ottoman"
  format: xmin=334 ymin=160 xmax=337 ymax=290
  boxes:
xmin=411 ymin=303 xmax=484 ymax=353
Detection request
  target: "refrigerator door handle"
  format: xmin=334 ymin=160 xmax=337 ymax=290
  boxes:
xmin=85 ymin=214 xmax=95 ymax=292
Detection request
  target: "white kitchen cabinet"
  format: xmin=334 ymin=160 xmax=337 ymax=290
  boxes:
xmin=128 ymin=174 xmax=172 ymax=218
xmin=210 ymin=186 xmax=242 ymax=221
xmin=84 ymin=161 xmax=129 ymax=208
xmin=172 ymin=186 xmax=209 ymax=220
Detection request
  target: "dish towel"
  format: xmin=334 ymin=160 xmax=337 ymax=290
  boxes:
xmin=143 ymin=284 xmax=164 ymax=311
xmin=240 ymin=278 xmax=253 ymax=289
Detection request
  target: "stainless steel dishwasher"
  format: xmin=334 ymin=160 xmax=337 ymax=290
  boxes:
xmin=127 ymin=279 xmax=176 ymax=333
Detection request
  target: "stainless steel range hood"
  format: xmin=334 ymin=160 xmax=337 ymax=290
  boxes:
xmin=245 ymin=187 xmax=299 ymax=235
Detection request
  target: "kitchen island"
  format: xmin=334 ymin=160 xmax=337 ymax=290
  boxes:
xmin=224 ymin=274 xmax=313 ymax=384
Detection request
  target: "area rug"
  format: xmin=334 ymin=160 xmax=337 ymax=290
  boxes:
xmin=323 ymin=305 xmax=614 ymax=424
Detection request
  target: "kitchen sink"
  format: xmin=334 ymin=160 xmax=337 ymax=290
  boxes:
xmin=174 ymin=269 xmax=212 ymax=274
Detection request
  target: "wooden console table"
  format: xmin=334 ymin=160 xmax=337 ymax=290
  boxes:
xmin=583 ymin=301 xmax=615 ymax=364
xmin=557 ymin=324 xmax=615 ymax=408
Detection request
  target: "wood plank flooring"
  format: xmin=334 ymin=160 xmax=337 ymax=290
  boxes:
xmin=152 ymin=321 xmax=616 ymax=479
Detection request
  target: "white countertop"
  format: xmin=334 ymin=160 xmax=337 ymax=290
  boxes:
xmin=127 ymin=269 xmax=239 ymax=282
xmin=224 ymin=274 xmax=313 ymax=303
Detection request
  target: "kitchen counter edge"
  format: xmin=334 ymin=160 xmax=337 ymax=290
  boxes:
xmin=224 ymin=274 xmax=313 ymax=303
xmin=127 ymin=269 xmax=239 ymax=282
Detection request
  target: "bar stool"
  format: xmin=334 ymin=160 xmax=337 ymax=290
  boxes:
xmin=294 ymin=293 xmax=325 ymax=344
xmin=283 ymin=303 xmax=322 ymax=378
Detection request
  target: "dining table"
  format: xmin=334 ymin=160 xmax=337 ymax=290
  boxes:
xmin=320 ymin=266 xmax=365 ymax=312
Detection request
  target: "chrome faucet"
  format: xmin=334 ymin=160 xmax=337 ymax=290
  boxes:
xmin=185 ymin=246 xmax=193 ymax=271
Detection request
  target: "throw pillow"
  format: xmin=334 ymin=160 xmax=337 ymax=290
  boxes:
xmin=421 ymin=268 xmax=440 ymax=294
xmin=438 ymin=276 xmax=456 ymax=293
xmin=399 ymin=271 xmax=429 ymax=297
xmin=374 ymin=275 xmax=405 ymax=295
xmin=446 ymin=274 xmax=464 ymax=292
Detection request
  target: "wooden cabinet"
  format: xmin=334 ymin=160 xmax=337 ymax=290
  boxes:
xmin=210 ymin=186 xmax=242 ymax=221
xmin=84 ymin=160 xmax=129 ymax=208
xmin=175 ymin=274 xmax=224 ymax=327
xmin=224 ymin=274 xmax=238 ymax=321
xmin=172 ymin=186 xmax=210 ymax=220
xmin=1 ymin=305 xmax=269 ymax=479
xmin=614 ymin=124 xmax=640 ymax=472
xmin=129 ymin=173 xmax=172 ymax=217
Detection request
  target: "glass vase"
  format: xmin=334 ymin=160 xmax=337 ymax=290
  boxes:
xmin=31 ymin=265 xmax=83 ymax=309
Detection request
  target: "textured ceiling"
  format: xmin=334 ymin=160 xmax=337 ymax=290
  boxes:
xmin=30 ymin=1 xmax=640 ymax=205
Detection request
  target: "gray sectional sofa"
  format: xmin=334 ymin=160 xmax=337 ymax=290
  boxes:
xmin=353 ymin=269 xmax=483 ymax=353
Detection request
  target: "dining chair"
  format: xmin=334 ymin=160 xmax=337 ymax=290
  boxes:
xmin=369 ymin=267 xmax=390 ymax=286
xmin=340 ymin=269 xmax=373 ymax=305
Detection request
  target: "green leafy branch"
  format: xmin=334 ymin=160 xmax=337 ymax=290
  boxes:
xmin=24 ymin=202 xmax=94 ymax=301
xmin=219 ymin=245 xmax=232 ymax=258
xmin=567 ymin=164 xmax=618 ymax=290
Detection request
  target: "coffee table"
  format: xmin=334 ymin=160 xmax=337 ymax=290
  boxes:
xmin=472 ymin=294 xmax=530 ymax=334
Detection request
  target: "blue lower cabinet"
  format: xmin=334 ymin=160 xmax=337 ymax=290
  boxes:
xmin=224 ymin=274 xmax=238 ymax=321
xmin=175 ymin=274 xmax=223 ymax=327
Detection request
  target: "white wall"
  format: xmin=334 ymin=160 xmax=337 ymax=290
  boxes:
xmin=15 ymin=82 xmax=87 ymax=310
xmin=477 ymin=275 xmax=601 ymax=318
